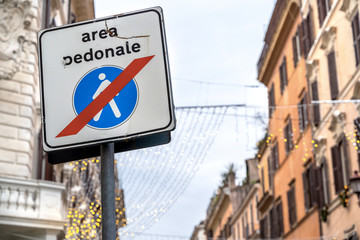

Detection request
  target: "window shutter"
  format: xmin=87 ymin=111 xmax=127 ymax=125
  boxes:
xmin=268 ymin=155 xmax=273 ymax=190
xmin=323 ymin=160 xmax=330 ymax=204
xmin=304 ymin=93 xmax=309 ymax=127
xmin=289 ymin=119 xmax=293 ymax=150
xmin=317 ymin=0 xmax=325 ymax=27
xmin=292 ymin=35 xmax=298 ymax=67
xmin=270 ymin=208 xmax=276 ymax=239
xmin=308 ymin=7 xmax=315 ymax=47
xmin=314 ymin=166 xmax=325 ymax=209
xmin=327 ymin=51 xmax=339 ymax=100
xmin=311 ymin=81 xmax=321 ymax=126
xmin=309 ymin=164 xmax=316 ymax=206
xmin=260 ymin=218 xmax=265 ymax=239
xmin=298 ymin=25 xmax=305 ymax=56
xmin=302 ymin=171 xmax=309 ymax=210
xmin=283 ymin=57 xmax=288 ymax=87
xmin=331 ymin=145 xmax=343 ymax=193
xmin=275 ymin=141 xmax=279 ymax=169
xmin=341 ymin=134 xmax=350 ymax=186
xmin=302 ymin=17 xmax=309 ymax=57
xmin=292 ymin=187 xmax=297 ymax=224
xmin=287 ymin=190 xmax=292 ymax=226
xmin=272 ymin=141 xmax=279 ymax=170
xmin=351 ymin=13 xmax=360 ymax=66
xmin=277 ymin=202 xmax=284 ymax=236
xmin=280 ymin=64 xmax=284 ymax=94
xmin=268 ymin=88 xmax=272 ymax=117
xmin=298 ymin=102 xmax=304 ymax=131
xmin=287 ymin=188 xmax=296 ymax=226
xmin=269 ymin=83 xmax=275 ymax=117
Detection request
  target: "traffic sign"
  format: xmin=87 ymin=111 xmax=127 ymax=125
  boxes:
xmin=73 ymin=66 xmax=138 ymax=130
xmin=38 ymin=7 xmax=175 ymax=154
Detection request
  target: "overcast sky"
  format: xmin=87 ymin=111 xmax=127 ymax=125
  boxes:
xmin=94 ymin=0 xmax=275 ymax=238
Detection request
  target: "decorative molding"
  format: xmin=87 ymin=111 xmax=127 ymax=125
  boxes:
xmin=328 ymin=110 xmax=347 ymax=139
xmin=301 ymin=0 xmax=311 ymax=19
xmin=340 ymin=0 xmax=359 ymax=21
xmin=0 ymin=0 xmax=34 ymax=79
xmin=351 ymin=80 xmax=360 ymax=114
xmin=320 ymin=26 xmax=337 ymax=51
xmin=314 ymin=137 xmax=327 ymax=163
xmin=306 ymin=59 xmax=319 ymax=80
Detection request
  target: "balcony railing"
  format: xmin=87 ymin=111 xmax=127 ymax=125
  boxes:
xmin=0 ymin=176 xmax=66 ymax=229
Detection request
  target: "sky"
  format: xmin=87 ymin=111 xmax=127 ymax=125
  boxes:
xmin=94 ymin=0 xmax=275 ymax=238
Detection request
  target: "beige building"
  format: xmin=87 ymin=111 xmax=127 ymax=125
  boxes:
xmin=190 ymin=221 xmax=206 ymax=240
xmin=229 ymin=159 xmax=260 ymax=240
xmin=304 ymin=0 xmax=360 ymax=239
xmin=204 ymin=184 xmax=233 ymax=240
xmin=202 ymin=159 xmax=260 ymax=240
xmin=0 ymin=0 xmax=96 ymax=239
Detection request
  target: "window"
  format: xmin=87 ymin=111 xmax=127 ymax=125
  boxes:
xmin=242 ymin=216 xmax=246 ymax=239
xmin=270 ymin=201 xmax=284 ymax=238
xmin=331 ymin=134 xmax=350 ymax=193
xmin=314 ymin=159 xmax=330 ymax=209
xmin=302 ymin=7 xmax=315 ymax=58
xmin=276 ymin=201 xmax=284 ymax=236
xmin=250 ymin=203 xmax=254 ymax=233
xmin=292 ymin=27 xmax=301 ymax=67
xmin=270 ymin=207 xmax=276 ymax=239
xmin=245 ymin=211 xmax=249 ymax=239
xmin=317 ymin=0 xmax=331 ymax=27
xmin=302 ymin=163 xmax=316 ymax=210
xmin=255 ymin=195 xmax=259 ymax=221
xmin=287 ymin=183 xmax=297 ymax=227
xmin=354 ymin=117 xmax=360 ymax=169
xmin=271 ymin=140 xmax=280 ymax=170
xmin=327 ymin=50 xmax=339 ymax=100
xmin=268 ymin=155 xmax=274 ymax=191
xmin=284 ymin=119 xmax=294 ymax=155
xmin=236 ymin=223 xmax=240 ymax=240
xmin=311 ymin=80 xmax=321 ymax=127
xmin=279 ymin=57 xmax=288 ymax=94
xmin=260 ymin=216 xmax=268 ymax=239
xmin=320 ymin=161 xmax=330 ymax=205
xmin=352 ymin=12 xmax=360 ymax=66
xmin=269 ymin=83 xmax=276 ymax=117
xmin=207 ymin=230 xmax=213 ymax=239
xmin=298 ymin=93 xmax=309 ymax=132
xmin=261 ymin=167 xmax=265 ymax=193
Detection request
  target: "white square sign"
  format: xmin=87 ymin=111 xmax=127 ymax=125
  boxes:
xmin=38 ymin=7 xmax=175 ymax=152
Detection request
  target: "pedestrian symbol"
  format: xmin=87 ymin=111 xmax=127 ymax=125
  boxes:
xmin=73 ymin=66 xmax=138 ymax=129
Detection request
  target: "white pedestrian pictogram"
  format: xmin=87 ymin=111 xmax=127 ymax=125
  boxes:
xmin=93 ymin=73 xmax=121 ymax=121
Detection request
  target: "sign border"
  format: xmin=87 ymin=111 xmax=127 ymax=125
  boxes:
xmin=38 ymin=7 xmax=175 ymax=152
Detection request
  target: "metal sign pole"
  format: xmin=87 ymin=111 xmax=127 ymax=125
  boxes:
xmin=101 ymin=142 xmax=116 ymax=239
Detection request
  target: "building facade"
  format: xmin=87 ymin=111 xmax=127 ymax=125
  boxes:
xmin=304 ymin=0 xmax=360 ymax=238
xmin=0 ymin=0 xmax=68 ymax=239
xmin=0 ymin=0 xmax=108 ymax=239
xmin=190 ymin=221 xmax=206 ymax=240
xmin=203 ymin=159 xmax=260 ymax=240
xmin=229 ymin=159 xmax=260 ymax=240
xmin=205 ymin=185 xmax=233 ymax=240
xmin=257 ymin=0 xmax=320 ymax=239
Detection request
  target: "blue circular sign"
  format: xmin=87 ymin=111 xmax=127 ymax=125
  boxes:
xmin=73 ymin=66 xmax=138 ymax=129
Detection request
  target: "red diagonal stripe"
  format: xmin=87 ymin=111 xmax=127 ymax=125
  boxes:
xmin=56 ymin=55 xmax=155 ymax=138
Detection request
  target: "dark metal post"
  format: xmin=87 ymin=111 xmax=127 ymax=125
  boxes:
xmin=101 ymin=142 xmax=116 ymax=239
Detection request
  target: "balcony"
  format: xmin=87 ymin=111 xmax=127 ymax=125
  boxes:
xmin=0 ymin=176 xmax=66 ymax=239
